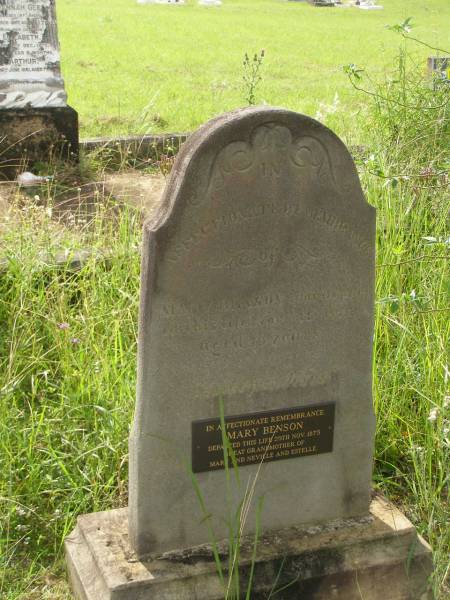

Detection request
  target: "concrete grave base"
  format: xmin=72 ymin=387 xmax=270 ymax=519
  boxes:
xmin=65 ymin=495 xmax=433 ymax=600
xmin=0 ymin=106 xmax=79 ymax=179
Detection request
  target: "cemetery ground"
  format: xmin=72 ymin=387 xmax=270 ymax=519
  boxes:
xmin=57 ymin=0 xmax=449 ymax=139
xmin=0 ymin=5 xmax=449 ymax=600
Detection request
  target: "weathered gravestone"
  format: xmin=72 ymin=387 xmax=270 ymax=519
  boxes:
xmin=66 ymin=107 xmax=433 ymax=599
xmin=0 ymin=0 xmax=78 ymax=178
xmin=129 ymin=107 xmax=377 ymax=553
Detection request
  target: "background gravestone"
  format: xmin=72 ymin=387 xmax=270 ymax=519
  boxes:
xmin=129 ymin=106 xmax=376 ymax=556
xmin=427 ymin=56 xmax=449 ymax=85
xmin=0 ymin=0 xmax=78 ymax=178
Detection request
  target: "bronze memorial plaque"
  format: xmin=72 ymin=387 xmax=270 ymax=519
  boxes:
xmin=192 ymin=403 xmax=335 ymax=473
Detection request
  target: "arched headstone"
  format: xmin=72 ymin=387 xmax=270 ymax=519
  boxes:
xmin=129 ymin=106 xmax=376 ymax=555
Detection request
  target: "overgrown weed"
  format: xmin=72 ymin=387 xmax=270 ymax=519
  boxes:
xmin=242 ymin=50 xmax=266 ymax=106
xmin=347 ymin=29 xmax=449 ymax=597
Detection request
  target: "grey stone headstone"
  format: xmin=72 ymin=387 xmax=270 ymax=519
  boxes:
xmin=0 ymin=0 xmax=67 ymax=109
xmin=129 ymin=107 xmax=376 ymax=557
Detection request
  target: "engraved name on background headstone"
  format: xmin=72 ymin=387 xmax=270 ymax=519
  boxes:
xmin=129 ymin=107 xmax=376 ymax=556
xmin=0 ymin=0 xmax=67 ymax=108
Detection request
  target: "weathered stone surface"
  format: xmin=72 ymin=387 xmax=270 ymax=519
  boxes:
xmin=129 ymin=107 xmax=376 ymax=556
xmin=0 ymin=0 xmax=67 ymax=109
xmin=65 ymin=495 xmax=433 ymax=600
xmin=0 ymin=106 xmax=78 ymax=179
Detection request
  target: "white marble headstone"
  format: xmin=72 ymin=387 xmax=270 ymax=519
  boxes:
xmin=0 ymin=0 xmax=67 ymax=109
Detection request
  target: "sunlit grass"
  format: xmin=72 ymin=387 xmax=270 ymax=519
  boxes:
xmin=0 ymin=196 xmax=141 ymax=598
xmin=57 ymin=0 xmax=449 ymax=138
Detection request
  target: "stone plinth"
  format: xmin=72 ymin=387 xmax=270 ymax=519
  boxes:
xmin=65 ymin=495 xmax=433 ymax=600
xmin=0 ymin=106 xmax=79 ymax=178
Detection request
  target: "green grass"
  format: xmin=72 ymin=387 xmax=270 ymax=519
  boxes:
xmin=0 ymin=197 xmax=141 ymax=599
xmin=57 ymin=0 xmax=449 ymax=138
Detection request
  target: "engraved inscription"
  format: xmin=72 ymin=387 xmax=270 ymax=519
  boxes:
xmin=0 ymin=0 xmax=67 ymax=108
xmin=306 ymin=207 xmax=372 ymax=253
xmin=205 ymin=241 xmax=318 ymax=270
xmin=164 ymin=125 xmax=364 ymax=280
xmin=192 ymin=403 xmax=335 ymax=473
xmin=193 ymin=371 xmax=338 ymax=401
xmin=160 ymin=287 xmax=371 ymax=319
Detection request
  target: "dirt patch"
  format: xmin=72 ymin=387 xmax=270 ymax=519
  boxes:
xmin=102 ymin=171 xmax=166 ymax=218
xmin=0 ymin=170 xmax=167 ymax=231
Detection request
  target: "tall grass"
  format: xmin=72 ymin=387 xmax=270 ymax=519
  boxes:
xmin=354 ymin=44 xmax=449 ymax=596
xmin=0 ymin=55 xmax=448 ymax=599
xmin=0 ymin=194 xmax=141 ymax=598
xmin=187 ymin=401 xmax=266 ymax=600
